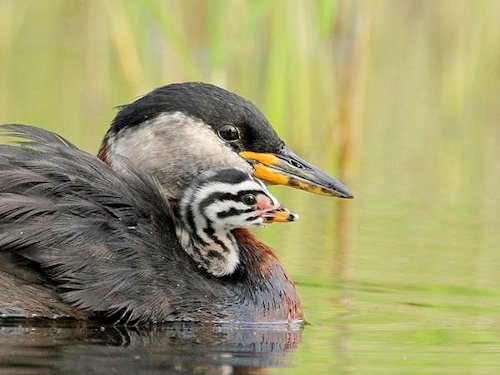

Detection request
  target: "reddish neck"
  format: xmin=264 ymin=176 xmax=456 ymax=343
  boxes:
xmin=232 ymin=228 xmax=303 ymax=322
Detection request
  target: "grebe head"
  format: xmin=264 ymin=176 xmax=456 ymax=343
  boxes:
xmin=174 ymin=168 xmax=298 ymax=277
xmin=99 ymin=82 xmax=353 ymax=200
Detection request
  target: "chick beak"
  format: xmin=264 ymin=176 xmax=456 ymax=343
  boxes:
xmin=263 ymin=208 xmax=299 ymax=224
xmin=240 ymin=147 xmax=354 ymax=199
xmin=255 ymin=195 xmax=299 ymax=224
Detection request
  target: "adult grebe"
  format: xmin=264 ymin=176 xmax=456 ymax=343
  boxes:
xmin=0 ymin=82 xmax=352 ymax=323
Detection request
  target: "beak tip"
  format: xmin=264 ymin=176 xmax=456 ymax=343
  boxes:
xmin=328 ymin=183 xmax=354 ymax=199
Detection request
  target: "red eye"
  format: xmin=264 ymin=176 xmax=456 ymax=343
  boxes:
xmin=218 ymin=125 xmax=240 ymax=142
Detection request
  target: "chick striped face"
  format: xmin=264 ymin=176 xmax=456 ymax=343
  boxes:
xmin=183 ymin=175 xmax=278 ymax=232
xmin=175 ymin=168 xmax=298 ymax=277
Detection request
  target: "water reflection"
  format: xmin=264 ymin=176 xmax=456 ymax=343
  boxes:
xmin=0 ymin=320 xmax=302 ymax=374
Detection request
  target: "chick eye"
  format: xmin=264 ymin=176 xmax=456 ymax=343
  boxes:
xmin=218 ymin=125 xmax=240 ymax=142
xmin=241 ymin=193 xmax=257 ymax=206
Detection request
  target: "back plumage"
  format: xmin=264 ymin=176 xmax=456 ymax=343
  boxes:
xmin=0 ymin=125 xmax=203 ymax=322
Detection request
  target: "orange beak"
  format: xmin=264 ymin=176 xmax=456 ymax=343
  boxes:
xmin=240 ymin=147 xmax=353 ymax=199
xmin=263 ymin=207 xmax=299 ymax=224
xmin=255 ymin=194 xmax=298 ymax=224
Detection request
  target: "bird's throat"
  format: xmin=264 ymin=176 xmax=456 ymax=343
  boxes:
xmin=174 ymin=223 xmax=240 ymax=277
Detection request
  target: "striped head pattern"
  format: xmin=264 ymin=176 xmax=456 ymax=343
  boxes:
xmin=174 ymin=168 xmax=298 ymax=277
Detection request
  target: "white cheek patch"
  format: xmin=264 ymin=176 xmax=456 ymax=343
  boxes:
xmin=106 ymin=112 xmax=252 ymax=198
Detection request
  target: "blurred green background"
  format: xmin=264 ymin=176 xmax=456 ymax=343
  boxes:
xmin=1 ymin=0 xmax=499 ymax=373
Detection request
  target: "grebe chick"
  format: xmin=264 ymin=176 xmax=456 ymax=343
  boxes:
xmin=174 ymin=168 xmax=298 ymax=277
